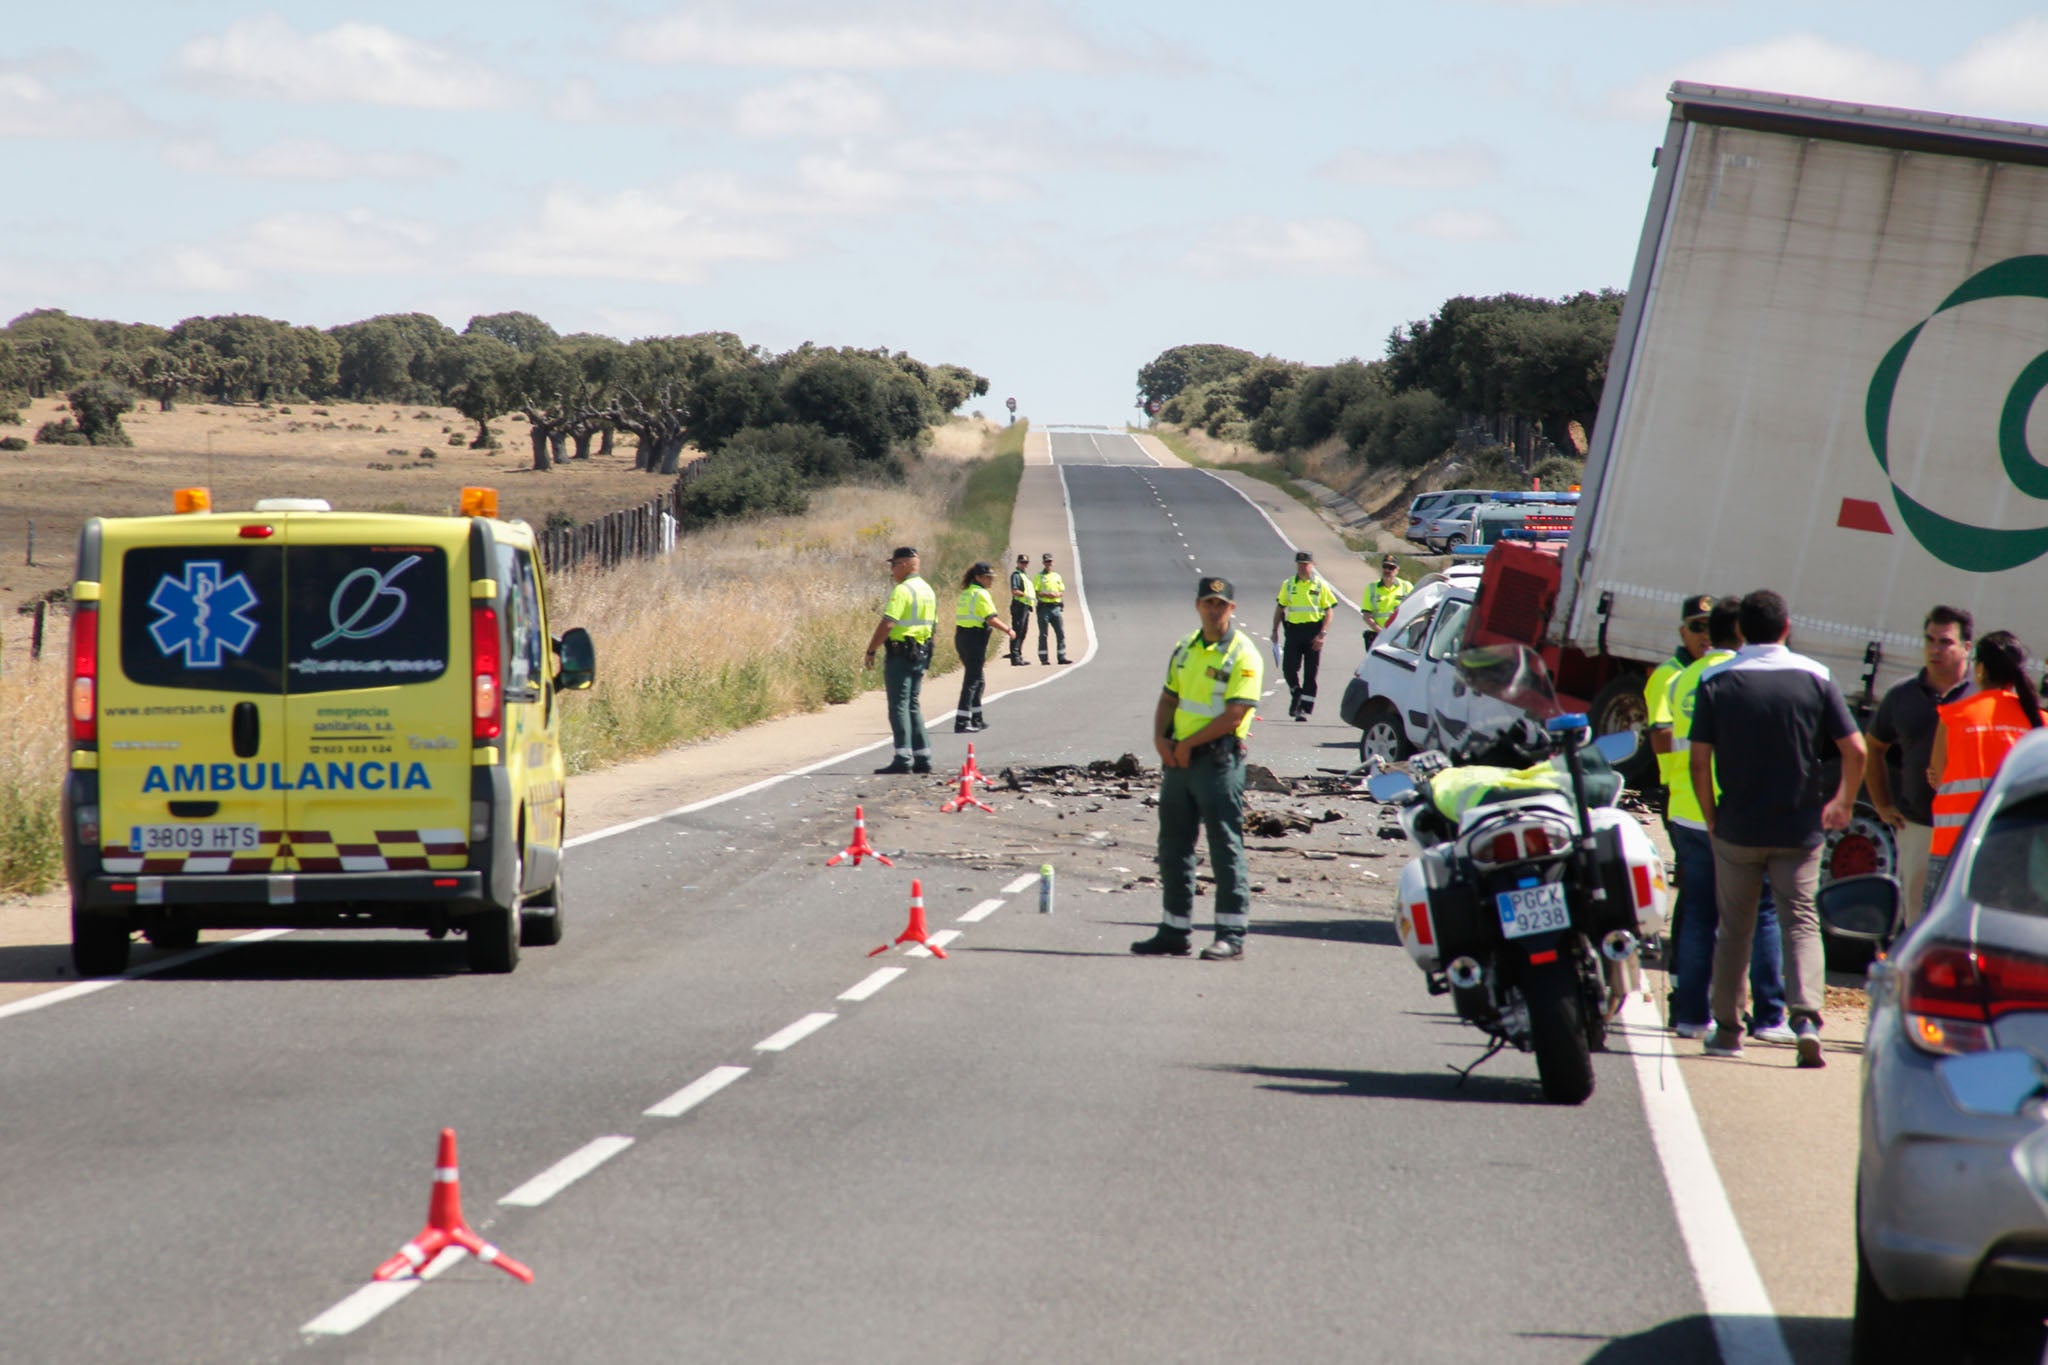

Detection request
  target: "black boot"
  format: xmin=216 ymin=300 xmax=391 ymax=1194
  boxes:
xmin=874 ymin=758 xmax=912 ymax=774
xmin=911 ymin=757 xmax=933 ymax=774
xmin=1199 ymin=937 xmax=1245 ymax=961
xmin=1130 ymin=929 xmax=1192 ymax=957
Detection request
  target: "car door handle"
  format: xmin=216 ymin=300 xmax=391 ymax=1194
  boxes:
xmin=1452 ymin=681 xmax=1467 ymax=696
xmin=232 ymin=701 xmax=260 ymax=759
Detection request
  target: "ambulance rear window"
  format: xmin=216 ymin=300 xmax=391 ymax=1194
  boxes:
xmin=120 ymin=545 xmax=285 ymax=694
xmin=286 ymin=545 xmax=449 ymax=693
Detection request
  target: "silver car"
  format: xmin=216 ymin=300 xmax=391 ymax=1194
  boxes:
xmin=1823 ymin=728 xmax=2048 ymax=1364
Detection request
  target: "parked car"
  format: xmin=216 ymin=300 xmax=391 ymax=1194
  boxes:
xmin=1426 ymin=490 xmax=1579 ymax=553
xmin=1449 ymin=503 xmax=1578 ymax=559
xmin=1406 ymin=489 xmax=1486 ymax=549
xmin=1821 ymin=729 xmax=2048 ymax=1365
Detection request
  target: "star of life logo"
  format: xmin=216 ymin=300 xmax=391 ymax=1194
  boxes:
xmin=148 ymin=561 xmax=260 ymax=668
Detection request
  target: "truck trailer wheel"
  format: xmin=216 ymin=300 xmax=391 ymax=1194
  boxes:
xmin=1588 ymin=672 xmax=1656 ymax=791
xmin=72 ymin=904 xmax=131 ymax=978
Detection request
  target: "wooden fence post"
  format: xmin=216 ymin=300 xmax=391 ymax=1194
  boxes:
xmin=31 ymin=600 xmax=47 ymax=660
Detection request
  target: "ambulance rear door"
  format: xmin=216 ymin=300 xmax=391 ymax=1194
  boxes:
xmin=277 ymin=520 xmax=471 ymax=875
xmin=100 ymin=520 xmax=289 ymax=877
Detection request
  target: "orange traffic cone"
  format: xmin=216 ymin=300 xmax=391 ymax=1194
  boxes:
xmin=826 ymin=805 xmax=894 ymax=867
xmin=961 ymin=743 xmax=996 ymax=790
xmin=941 ymin=772 xmax=994 ymax=814
xmin=869 ymin=879 xmax=947 ymax=958
xmin=373 ymin=1128 xmax=533 ymax=1284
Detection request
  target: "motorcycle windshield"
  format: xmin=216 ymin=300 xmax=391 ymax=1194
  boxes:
xmin=1455 ymin=643 xmax=1561 ymax=719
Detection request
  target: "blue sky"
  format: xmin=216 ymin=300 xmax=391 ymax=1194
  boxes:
xmin=6 ymin=2 xmax=2048 ymax=425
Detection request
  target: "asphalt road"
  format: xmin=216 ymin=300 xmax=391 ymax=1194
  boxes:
xmin=1 ymin=431 xmax=1731 ymax=1363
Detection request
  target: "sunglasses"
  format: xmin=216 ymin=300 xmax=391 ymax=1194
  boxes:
xmin=1683 ymin=617 xmax=1709 ymax=632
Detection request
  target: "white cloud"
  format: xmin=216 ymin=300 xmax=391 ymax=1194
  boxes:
xmin=179 ymin=16 xmax=515 ymax=109
xmin=1319 ymin=140 xmax=1502 ymax=189
xmin=616 ymin=1 xmax=1109 ymax=72
xmin=164 ymin=137 xmax=455 ymax=181
xmin=158 ymin=210 xmax=439 ymax=290
xmin=1939 ymin=18 xmax=2048 ymax=116
xmin=1596 ymin=25 xmax=2048 ymax=125
xmin=469 ymin=188 xmax=797 ymax=285
xmin=1180 ymin=216 xmax=1387 ymax=280
xmin=733 ymin=74 xmax=894 ymax=138
xmin=0 ymin=72 xmax=150 ymax=138
xmin=1405 ymin=208 xmax=1513 ymax=242
xmin=548 ymin=78 xmax=716 ymax=127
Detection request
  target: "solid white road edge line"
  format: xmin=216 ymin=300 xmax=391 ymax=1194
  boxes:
xmin=905 ymin=930 xmax=963 ymax=959
xmin=754 ymin=1011 xmax=837 ymax=1052
xmin=498 ymin=1136 xmax=635 ymax=1209
xmin=645 ymin=1064 xmax=750 ymax=1118
xmin=1002 ymin=872 xmax=1038 ymax=894
xmin=956 ymin=898 xmax=1004 ymax=923
xmin=302 ymin=1244 xmax=466 ymax=1336
xmin=1618 ymin=995 xmax=1794 ymax=1365
xmin=0 ymin=928 xmax=294 ymax=1024
xmin=838 ymin=967 xmax=907 ymax=1002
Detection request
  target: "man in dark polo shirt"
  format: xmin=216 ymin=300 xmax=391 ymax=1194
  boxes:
xmin=1688 ymin=589 xmax=1867 ymax=1068
xmin=1865 ymin=605 xmax=1973 ymax=925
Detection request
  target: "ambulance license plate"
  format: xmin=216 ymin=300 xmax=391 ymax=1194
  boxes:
xmin=130 ymin=824 xmax=261 ymax=854
xmin=1496 ymin=883 xmax=1569 ymax=939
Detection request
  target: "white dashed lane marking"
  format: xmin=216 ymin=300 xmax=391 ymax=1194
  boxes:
xmin=645 ymin=1064 xmax=750 ymax=1118
xmin=754 ymin=1012 xmax=837 ymax=1052
xmin=906 ymin=930 xmax=962 ymax=959
xmin=956 ymin=899 xmax=1004 ymax=923
xmin=499 ymin=1136 xmax=634 ymax=1208
xmin=839 ymin=967 xmax=907 ymax=1002
xmin=1002 ymin=872 xmax=1039 ymax=893
xmin=302 ymin=1246 xmax=465 ymax=1336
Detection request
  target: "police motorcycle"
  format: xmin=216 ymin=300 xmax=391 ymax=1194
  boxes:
xmin=1366 ymin=645 xmax=1668 ymax=1104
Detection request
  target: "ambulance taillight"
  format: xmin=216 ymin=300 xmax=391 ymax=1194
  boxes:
xmin=69 ymin=604 xmax=98 ymax=743
xmin=471 ymin=603 xmax=502 ymax=741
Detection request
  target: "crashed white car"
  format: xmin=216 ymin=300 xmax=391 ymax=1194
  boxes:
xmin=1337 ymin=566 xmax=1521 ymax=764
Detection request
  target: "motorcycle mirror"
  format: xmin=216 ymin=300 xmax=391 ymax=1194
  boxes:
xmin=1592 ymin=730 xmax=1639 ymax=763
xmin=1815 ymin=873 xmax=1900 ymax=943
xmin=1455 ymin=644 xmax=1561 ymax=719
xmin=1939 ymin=1049 xmax=2048 ymax=1117
xmin=1366 ymin=770 xmax=1417 ymax=804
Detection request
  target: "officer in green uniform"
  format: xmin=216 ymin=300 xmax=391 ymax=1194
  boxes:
xmin=1007 ymin=553 xmax=1036 ymax=665
xmin=1034 ymin=553 xmax=1070 ymax=665
xmin=953 ymin=562 xmax=1013 ymax=732
xmin=1362 ymin=554 xmax=1412 ymax=648
xmin=1133 ymin=575 xmax=1264 ymax=961
xmin=863 ymin=546 xmax=937 ymax=774
xmin=1270 ymin=549 xmax=1339 ymax=720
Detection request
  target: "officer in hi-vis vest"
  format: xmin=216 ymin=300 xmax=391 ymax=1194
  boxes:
xmin=1007 ymin=553 xmax=1036 ymax=665
xmin=1034 ymin=553 xmax=1070 ymax=665
xmin=863 ymin=546 xmax=937 ymax=774
xmin=1133 ymin=575 xmax=1264 ymax=961
xmin=1270 ymin=549 xmax=1338 ymax=720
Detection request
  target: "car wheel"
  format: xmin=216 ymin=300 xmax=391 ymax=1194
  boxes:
xmin=72 ymin=902 xmax=131 ymax=977
xmin=143 ymin=921 xmax=201 ymax=952
xmin=468 ymin=845 xmax=522 ymax=974
xmin=1446 ymin=533 xmax=1468 ymax=549
xmin=1588 ymin=671 xmax=1657 ymax=791
xmin=520 ymin=864 xmax=566 ymax=948
xmin=1852 ymin=1198 xmax=1958 ymax=1365
xmin=1359 ymin=701 xmax=1412 ymax=765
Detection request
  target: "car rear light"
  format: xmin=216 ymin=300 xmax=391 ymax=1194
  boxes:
xmin=238 ymin=524 xmax=275 ymax=539
xmin=471 ymin=603 xmax=502 ymax=741
xmin=69 ymin=603 xmax=98 ymax=743
xmin=1902 ymin=942 xmax=2048 ymax=1055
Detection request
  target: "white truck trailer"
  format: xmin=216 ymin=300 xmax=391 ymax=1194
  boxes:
xmin=1565 ymin=81 xmax=2048 ymax=707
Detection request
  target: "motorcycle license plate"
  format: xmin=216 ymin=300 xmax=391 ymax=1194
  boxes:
xmin=1497 ymin=883 xmax=1569 ymax=939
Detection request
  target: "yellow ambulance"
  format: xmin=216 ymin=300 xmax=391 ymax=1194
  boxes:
xmin=62 ymin=487 xmax=594 ymax=976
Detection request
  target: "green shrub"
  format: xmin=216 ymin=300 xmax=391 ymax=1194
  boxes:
xmin=65 ymin=379 xmax=136 ymax=446
xmin=447 ymin=432 xmax=466 ymax=445
xmin=680 ymin=451 xmax=808 ymax=528
xmin=417 ymin=447 xmax=437 ymax=460
xmin=34 ymin=419 xmax=90 ymax=446
xmin=0 ymin=436 xmax=25 ymax=451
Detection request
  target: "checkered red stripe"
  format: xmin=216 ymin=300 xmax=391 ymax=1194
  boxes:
xmin=103 ymin=828 xmax=466 ymax=875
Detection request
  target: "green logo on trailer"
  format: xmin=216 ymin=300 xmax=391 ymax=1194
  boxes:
xmin=1867 ymin=254 xmax=2048 ymax=572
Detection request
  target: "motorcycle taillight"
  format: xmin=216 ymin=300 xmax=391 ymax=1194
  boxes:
xmin=1523 ymin=826 xmax=1550 ymax=857
xmin=1489 ymin=832 xmax=1518 ymax=864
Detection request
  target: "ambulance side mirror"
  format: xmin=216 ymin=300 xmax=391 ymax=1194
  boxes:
xmin=555 ymin=628 xmax=596 ymax=692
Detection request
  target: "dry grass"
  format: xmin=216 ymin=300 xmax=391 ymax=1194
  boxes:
xmin=0 ymin=660 xmax=64 ymax=895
